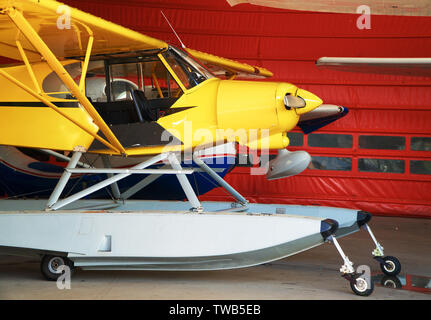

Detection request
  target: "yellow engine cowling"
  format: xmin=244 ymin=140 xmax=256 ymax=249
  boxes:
xmin=216 ymin=80 xmax=322 ymax=150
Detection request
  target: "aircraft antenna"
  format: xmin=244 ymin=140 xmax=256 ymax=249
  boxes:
xmin=161 ymin=10 xmax=186 ymax=49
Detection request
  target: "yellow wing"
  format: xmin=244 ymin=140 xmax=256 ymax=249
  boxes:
xmin=185 ymin=48 xmax=273 ymax=79
xmin=317 ymin=57 xmax=431 ymax=77
xmin=0 ymin=0 xmax=168 ymax=62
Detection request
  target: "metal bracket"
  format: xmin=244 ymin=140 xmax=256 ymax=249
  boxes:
xmin=342 ymin=271 xmax=364 ymax=285
xmin=328 ymin=235 xmax=355 ymax=275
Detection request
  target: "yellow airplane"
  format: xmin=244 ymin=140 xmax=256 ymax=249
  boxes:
xmin=0 ymin=0 xmax=352 ymax=210
xmin=0 ymin=1 xmax=386 ymax=297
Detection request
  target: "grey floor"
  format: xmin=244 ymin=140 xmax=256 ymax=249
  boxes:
xmin=0 ymin=216 xmax=430 ymax=300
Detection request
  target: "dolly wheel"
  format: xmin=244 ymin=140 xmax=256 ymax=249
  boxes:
xmin=380 ymin=256 xmax=401 ymax=276
xmin=350 ymin=277 xmax=374 ymax=296
xmin=40 ymin=255 xmax=74 ymax=281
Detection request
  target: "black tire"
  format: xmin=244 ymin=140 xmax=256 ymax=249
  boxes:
xmin=350 ymin=277 xmax=374 ymax=296
xmin=40 ymin=255 xmax=74 ymax=281
xmin=380 ymin=256 xmax=401 ymax=276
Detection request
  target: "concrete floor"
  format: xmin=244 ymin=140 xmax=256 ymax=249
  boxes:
xmin=0 ymin=216 xmax=430 ymax=300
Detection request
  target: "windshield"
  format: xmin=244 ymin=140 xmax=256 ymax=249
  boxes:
xmin=162 ymin=46 xmax=214 ymax=89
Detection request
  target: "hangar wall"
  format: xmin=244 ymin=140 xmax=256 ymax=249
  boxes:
xmin=43 ymin=1 xmax=431 ymax=217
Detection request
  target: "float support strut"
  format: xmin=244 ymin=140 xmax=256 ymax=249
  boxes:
xmin=46 ymin=151 xmax=83 ymax=210
xmin=193 ymin=152 xmax=247 ymax=205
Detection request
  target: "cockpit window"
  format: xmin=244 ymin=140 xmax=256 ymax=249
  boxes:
xmin=109 ymin=63 xmax=140 ymax=101
xmin=42 ymin=62 xmax=82 ymax=99
xmin=84 ymin=58 xmax=184 ymax=103
xmin=162 ymin=47 xmax=214 ymax=89
xmin=83 ymin=57 xmax=184 ymax=126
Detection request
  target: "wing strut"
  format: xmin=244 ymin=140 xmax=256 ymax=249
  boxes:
xmin=4 ymin=7 xmax=125 ymax=154
xmin=16 ymin=39 xmax=41 ymax=93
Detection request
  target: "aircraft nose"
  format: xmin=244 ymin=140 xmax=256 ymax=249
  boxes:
xmin=293 ymin=88 xmax=323 ymax=115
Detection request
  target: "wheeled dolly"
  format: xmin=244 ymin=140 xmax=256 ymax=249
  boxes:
xmin=328 ymin=235 xmax=374 ymax=296
xmin=361 ymin=220 xmax=402 ymax=276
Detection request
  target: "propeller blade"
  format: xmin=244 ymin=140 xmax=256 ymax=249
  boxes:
xmin=298 ymin=104 xmax=348 ymax=134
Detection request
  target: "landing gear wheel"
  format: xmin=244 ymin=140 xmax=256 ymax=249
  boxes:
xmin=380 ymin=256 xmax=401 ymax=276
xmin=40 ymin=255 xmax=74 ymax=281
xmin=350 ymin=277 xmax=374 ymax=296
